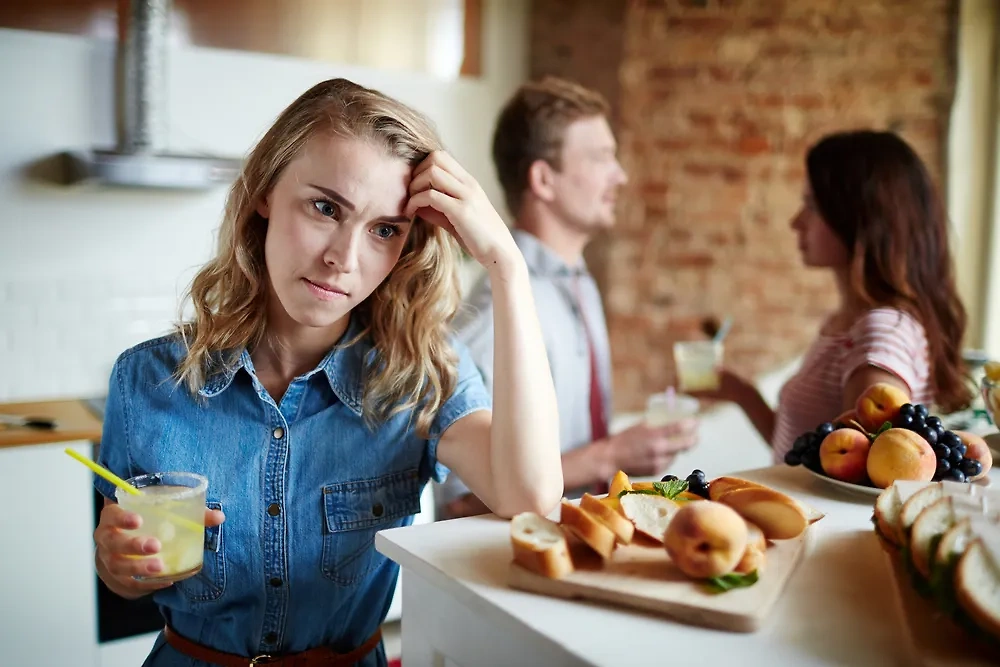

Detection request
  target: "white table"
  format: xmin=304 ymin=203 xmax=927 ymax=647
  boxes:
xmin=376 ymin=465 xmax=939 ymax=667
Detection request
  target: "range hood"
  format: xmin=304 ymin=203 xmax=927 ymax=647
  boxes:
xmin=58 ymin=0 xmax=241 ymax=189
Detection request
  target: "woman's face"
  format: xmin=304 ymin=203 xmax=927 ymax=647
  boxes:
xmin=790 ymin=183 xmax=851 ymax=268
xmin=258 ymin=134 xmax=414 ymax=331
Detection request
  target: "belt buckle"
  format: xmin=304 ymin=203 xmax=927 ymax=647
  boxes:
xmin=250 ymin=655 xmax=275 ymax=665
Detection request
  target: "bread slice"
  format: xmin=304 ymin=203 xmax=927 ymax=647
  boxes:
xmin=710 ymin=476 xmax=825 ymax=525
xmin=899 ymin=483 xmax=945 ymax=544
xmin=955 ymin=538 xmax=1000 ymax=640
xmin=580 ymin=493 xmax=634 ymax=544
xmin=716 ymin=487 xmax=808 ymax=540
xmin=874 ymin=485 xmax=903 ymax=547
xmin=911 ymin=496 xmax=1000 ymax=578
xmin=510 ymin=512 xmax=574 ymax=579
xmin=559 ymin=500 xmax=616 ymax=559
xmin=935 ymin=519 xmax=973 ymax=572
xmin=619 ymin=493 xmax=680 ymax=543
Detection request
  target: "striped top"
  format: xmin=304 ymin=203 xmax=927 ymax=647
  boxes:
xmin=771 ymin=308 xmax=932 ymax=463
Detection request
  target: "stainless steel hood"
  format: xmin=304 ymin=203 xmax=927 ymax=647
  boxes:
xmin=57 ymin=0 xmax=241 ymax=189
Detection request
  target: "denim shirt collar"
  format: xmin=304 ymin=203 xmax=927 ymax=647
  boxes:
xmin=198 ymin=316 xmax=370 ymax=416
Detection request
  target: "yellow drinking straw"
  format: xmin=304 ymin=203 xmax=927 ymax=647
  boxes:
xmin=64 ymin=447 xmax=141 ymax=495
xmin=64 ymin=448 xmax=204 ymax=534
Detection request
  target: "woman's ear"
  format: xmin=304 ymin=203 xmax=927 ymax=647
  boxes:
xmin=527 ymin=159 xmax=557 ymax=203
xmin=256 ymin=193 xmax=271 ymax=220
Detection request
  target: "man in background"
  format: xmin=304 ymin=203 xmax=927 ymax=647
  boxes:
xmin=438 ymin=77 xmax=699 ymax=518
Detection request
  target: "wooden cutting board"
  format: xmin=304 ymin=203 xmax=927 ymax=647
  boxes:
xmin=507 ymin=529 xmax=810 ymax=633
xmin=880 ymin=539 xmax=998 ymax=665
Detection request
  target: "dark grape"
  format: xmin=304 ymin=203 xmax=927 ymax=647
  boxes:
xmin=816 ymin=422 xmax=835 ymax=437
xmin=804 ymin=432 xmax=821 ymax=450
xmin=933 ymin=444 xmax=951 ymax=460
xmin=949 ymin=448 xmax=964 ymax=466
xmin=792 ymin=435 xmax=810 ymax=453
xmin=915 ymin=404 xmax=929 ymax=419
xmin=661 ymin=474 xmax=679 ymax=482
xmin=899 ymin=404 xmax=916 ymax=418
xmin=913 ymin=414 xmax=926 ymax=430
xmin=945 ymin=467 xmax=967 ymax=483
xmin=926 ymin=416 xmax=942 ymax=430
xmin=896 ymin=414 xmax=916 ymax=430
xmin=784 ymin=449 xmax=802 ymax=466
xmin=954 ymin=442 xmax=967 ymax=458
xmin=920 ymin=426 xmax=939 ymax=446
xmin=935 ymin=458 xmax=951 ymax=478
xmin=803 ymin=449 xmax=822 ymax=472
xmin=960 ymin=459 xmax=983 ymax=478
xmin=940 ymin=431 xmax=962 ymax=448
xmin=691 ymin=469 xmax=706 ymax=481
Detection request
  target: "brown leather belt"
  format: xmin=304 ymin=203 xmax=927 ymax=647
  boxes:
xmin=164 ymin=625 xmax=382 ymax=666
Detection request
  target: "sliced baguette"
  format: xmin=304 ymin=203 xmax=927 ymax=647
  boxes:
xmin=619 ymin=493 xmax=680 ymax=543
xmin=874 ymin=485 xmax=903 ymax=547
xmin=955 ymin=538 xmax=1000 ymax=640
xmin=899 ymin=483 xmax=945 ymax=544
xmin=710 ymin=476 xmax=825 ymax=525
xmin=716 ymin=487 xmax=808 ymax=540
xmin=580 ymin=493 xmax=634 ymax=544
xmin=559 ymin=500 xmax=616 ymax=559
xmin=510 ymin=512 xmax=574 ymax=579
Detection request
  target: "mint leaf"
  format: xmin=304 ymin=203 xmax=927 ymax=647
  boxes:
xmin=653 ymin=479 xmax=689 ymax=499
xmin=703 ymin=570 xmax=759 ymax=593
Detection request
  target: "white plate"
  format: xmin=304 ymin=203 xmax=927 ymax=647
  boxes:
xmin=804 ymin=466 xmax=992 ymax=499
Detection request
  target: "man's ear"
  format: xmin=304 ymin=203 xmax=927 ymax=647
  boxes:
xmin=527 ymin=159 xmax=557 ymax=203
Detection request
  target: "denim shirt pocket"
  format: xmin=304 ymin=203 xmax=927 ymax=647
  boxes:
xmin=321 ymin=470 xmax=422 ymax=586
xmin=175 ymin=500 xmax=226 ymax=602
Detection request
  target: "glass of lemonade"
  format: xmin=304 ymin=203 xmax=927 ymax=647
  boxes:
xmin=115 ymin=472 xmax=207 ymax=582
xmin=673 ymin=340 xmax=724 ymax=392
xmin=646 ymin=390 xmax=700 ymax=428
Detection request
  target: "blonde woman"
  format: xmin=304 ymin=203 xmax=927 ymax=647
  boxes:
xmin=90 ymin=78 xmax=562 ymax=667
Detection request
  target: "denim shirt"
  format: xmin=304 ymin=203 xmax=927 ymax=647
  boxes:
xmin=95 ymin=316 xmax=491 ymax=666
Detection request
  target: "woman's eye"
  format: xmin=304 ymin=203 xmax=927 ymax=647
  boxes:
xmin=312 ymin=199 xmax=340 ymax=219
xmin=373 ymin=224 xmax=400 ymax=240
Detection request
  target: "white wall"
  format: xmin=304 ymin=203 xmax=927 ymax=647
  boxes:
xmin=0 ymin=0 xmax=527 ymax=401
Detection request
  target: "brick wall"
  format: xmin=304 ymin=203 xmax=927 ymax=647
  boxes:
xmin=530 ymin=0 xmax=958 ymax=412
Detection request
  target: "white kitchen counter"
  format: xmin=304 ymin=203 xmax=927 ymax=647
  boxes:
xmin=376 ymin=464 xmax=953 ymax=667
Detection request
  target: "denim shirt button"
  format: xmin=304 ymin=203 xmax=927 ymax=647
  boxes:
xmin=272 ymin=427 xmax=285 ymax=440
xmin=267 ymin=503 xmax=281 ymax=517
xmin=372 ymin=503 xmax=384 ymax=518
xmin=263 ymin=632 xmax=277 ymax=644
xmin=269 ymin=577 xmax=283 ymax=588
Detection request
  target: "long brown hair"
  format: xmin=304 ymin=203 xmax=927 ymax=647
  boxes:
xmin=806 ymin=130 xmax=972 ymax=413
xmin=176 ymin=78 xmax=462 ymax=437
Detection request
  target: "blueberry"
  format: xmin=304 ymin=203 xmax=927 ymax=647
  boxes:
xmin=945 ymin=467 xmax=967 ymax=483
xmin=691 ymin=469 xmax=706 ymax=480
xmin=816 ymin=422 xmax=835 ymax=437
xmin=955 ymin=442 xmax=967 ymax=458
xmin=933 ymin=444 xmax=951 ymax=460
xmin=941 ymin=431 xmax=962 ymax=449
xmin=949 ymin=448 xmax=964 ymax=466
xmin=960 ymin=459 xmax=982 ymax=478
xmin=935 ymin=458 xmax=951 ymax=477
xmin=926 ymin=416 xmax=942 ymax=430
xmin=899 ymin=404 xmax=916 ymax=417
xmin=915 ymin=404 xmax=929 ymax=419
xmin=920 ymin=426 xmax=939 ymax=446
xmin=896 ymin=414 xmax=916 ymax=430
xmin=784 ymin=449 xmax=802 ymax=466
xmin=660 ymin=474 xmax=679 ymax=482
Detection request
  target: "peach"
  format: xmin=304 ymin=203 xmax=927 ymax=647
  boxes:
xmin=954 ymin=430 xmax=993 ymax=481
xmin=866 ymin=428 xmax=936 ymax=489
xmin=819 ymin=428 xmax=872 ymax=484
xmin=856 ymin=382 xmax=911 ymax=432
xmin=663 ymin=501 xmax=748 ymax=579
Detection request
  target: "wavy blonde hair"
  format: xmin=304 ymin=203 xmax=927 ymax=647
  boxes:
xmin=176 ymin=78 xmax=462 ymax=437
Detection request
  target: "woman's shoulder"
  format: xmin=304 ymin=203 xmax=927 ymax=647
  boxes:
xmin=112 ymin=332 xmax=189 ymax=380
xmin=850 ymin=307 xmax=926 ymax=341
